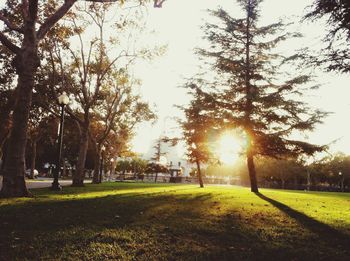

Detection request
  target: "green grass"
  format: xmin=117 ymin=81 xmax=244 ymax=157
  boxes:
xmin=0 ymin=182 xmax=349 ymax=260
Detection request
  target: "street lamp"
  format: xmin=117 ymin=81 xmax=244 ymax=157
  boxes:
xmin=51 ymin=92 xmax=69 ymax=191
xmin=99 ymin=145 xmax=106 ymax=183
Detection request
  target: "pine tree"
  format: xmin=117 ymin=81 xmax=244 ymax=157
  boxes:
xmin=196 ymin=0 xmax=326 ymax=192
xmin=180 ymin=85 xmax=220 ymax=188
xmin=304 ymin=0 xmax=350 ymax=73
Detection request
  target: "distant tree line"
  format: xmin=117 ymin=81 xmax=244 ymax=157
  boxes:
xmin=188 ymin=153 xmax=350 ymax=192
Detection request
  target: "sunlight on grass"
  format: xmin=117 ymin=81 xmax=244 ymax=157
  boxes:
xmin=1 ymin=183 xmax=349 ymax=260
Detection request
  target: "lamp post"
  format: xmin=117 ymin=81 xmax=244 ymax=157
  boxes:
xmin=99 ymin=145 xmax=106 ymax=183
xmin=51 ymin=92 xmax=69 ymax=191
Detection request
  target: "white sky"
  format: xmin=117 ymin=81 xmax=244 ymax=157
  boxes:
xmin=1 ymin=1 xmax=347 ymax=158
xmin=131 ymin=0 xmax=350 ymax=157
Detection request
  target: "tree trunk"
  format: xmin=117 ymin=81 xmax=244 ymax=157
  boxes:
xmin=0 ymin=46 xmax=39 ymax=197
xmin=0 ymin=101 xmax=13 ymax=154
xmin=154 ymin=172 xmax=158 ymax=183
xmin=307 ymin=170 xmax=311 ymax=191
xmin=110 ymin=159 xmax=116 ymax=179
xmin=72 ymin=126 xmax=89 ymax=187
xmin=30 ymin=140 xmax=37 ymax=179
xmin=243 ymin=1 xmax=258 ymax=194
xmin=196 ymin=159 xmax=204 ymax=188
xmin=247 ymin=153 xmax=259 ymax=193
xmin=92 ymin=150 xmax=101 ymax=184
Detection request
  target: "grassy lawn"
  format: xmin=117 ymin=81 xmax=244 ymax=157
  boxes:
xmin=0 ymin=183 xmax=349 ymax=260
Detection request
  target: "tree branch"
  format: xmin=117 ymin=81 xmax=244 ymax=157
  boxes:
xmin=154 ymin=0 xmax=166 ymax=8
xmin=0 ymin=32 xmax=20 ymax=54
xmin=37 ymin=0 xmax=77 ymax=40
xmin=65 ymin=106 xmax=83 ymax=125
xmin=0 ymin=14 xmax=24 ymax=33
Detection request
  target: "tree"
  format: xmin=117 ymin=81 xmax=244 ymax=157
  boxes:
xmin=0 ymin=0 xmax=157 ymax=197
xmin=150 ymin=138 xmax=167 ymax=183
xmin=145 ymin=162 xmax=168 ymax=182
xmin=304 ymin=0 xmax=350 ymax=73
xmin=89 ymin=74 xmax=156 ymax=183
xmin=45 ymin=3 xmax=156 ymax=186
xmin=195 ymin=0 xmax=326 ymax=192
xmin=179 ymin=86 xmax=218 ymax=188
xmin=0 ymin=45 xmax=16 ymax=166
xmin=256 ymin=157 xmax=306 ymax=189
xmin=130 ymin=157 xmax=148 ymax=179
xmin=315 ymin=153 xmax=350 ymax=191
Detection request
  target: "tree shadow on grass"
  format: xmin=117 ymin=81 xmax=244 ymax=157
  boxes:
xmin=1 ymin=189 xmax=350 ymax=261
xmin=255 ymin=192 xmax=350 ymax=248
xmin=31 ymin=182 xmax=186 ymax=197
xmin=0 ymin=191 xmax=221 ymax=260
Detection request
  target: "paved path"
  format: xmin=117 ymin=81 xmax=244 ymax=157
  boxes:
xmin=0 ymin=177 xmax=91 ymax=190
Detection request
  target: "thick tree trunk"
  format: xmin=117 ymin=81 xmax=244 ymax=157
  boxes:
xmin=196 ymin=159 xmax=204 ymax=188
xmin=30 ymin=140 xmax=37 ymax=179
xmin=0 ymin=101 xmax=13 ymax=154
xmin=243 ymin=1 xmax=258 ymax=194
xmin=92 ymin=150 xmax=101 ymax=184
xmin=247 ymin=153 xmax=259 ymax=193
xmin=72 ymin=126 xmax=89 ymax=187
xmin=0 ymin=47 xmax=39 ymax=197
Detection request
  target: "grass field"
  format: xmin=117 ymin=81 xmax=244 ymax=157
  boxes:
xmin=0 ymin=182 xmax=349 ymax=260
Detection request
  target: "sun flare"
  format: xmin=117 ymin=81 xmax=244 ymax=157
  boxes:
xmin=217 ymin=132 xmax=243 ymax=165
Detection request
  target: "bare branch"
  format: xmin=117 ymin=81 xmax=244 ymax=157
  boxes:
xmin=154 ymin=0 xmax=166 ymax=8
xmin=37 ymin=0 xmax=77 ymax=40
xmin=0 ymin=13 xmax=24 ymax=33
xmin=65 ymin=106 xmax=83 ymax=124
xmin=0 ymin=32 xmax=21 ymax=54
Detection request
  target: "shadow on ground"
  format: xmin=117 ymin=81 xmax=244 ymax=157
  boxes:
xmin=0 ymin=186 xmax=349 ymax=260
xmin=255 ymin=192 xmax=350 ymax=249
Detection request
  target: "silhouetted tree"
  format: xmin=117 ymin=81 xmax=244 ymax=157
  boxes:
xmin=179 ymin=87 xmax=219 ymax=188
xmin=304 ymin=0 xmax=350 ymax=73
xmin=196 ymin=0 xmax=326 ymax=192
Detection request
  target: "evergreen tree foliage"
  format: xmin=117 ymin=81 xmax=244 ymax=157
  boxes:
xmin=304 ymin=0 xmax=350 ymax=73
xmin=190 ymin=0 xmax=326 ymax=192
xmin=179 ymin=84 xmax=222 ymax=188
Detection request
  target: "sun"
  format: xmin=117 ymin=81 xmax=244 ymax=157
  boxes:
xmin=217 ymin=132 xmax=243 ymax=165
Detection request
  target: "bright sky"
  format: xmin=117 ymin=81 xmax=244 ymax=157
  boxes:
xmin=131 ymin=0 xmax=350 ymax=158
xmin=2 ymin=1 xmax=347 ymax=158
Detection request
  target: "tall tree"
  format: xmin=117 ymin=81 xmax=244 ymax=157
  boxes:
xmin=89 ymin=72 xmax=156 ymax=183
xmin=196 ymin=0 xmax=326 ymax=192
xmin=0 ymin=0 xmax=156 ymax=197
xmin=0 ymin=45 xmax=16 ymax=164
xmin=50 ymin=3 xmax=157 ymax=186
xmin=180 ymin=86 xmax=218 ymax=188
xmin=304 ymin=0 xmax=350 ymax=73
xmin=0 ymin=0 xmax=80 ymax=197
